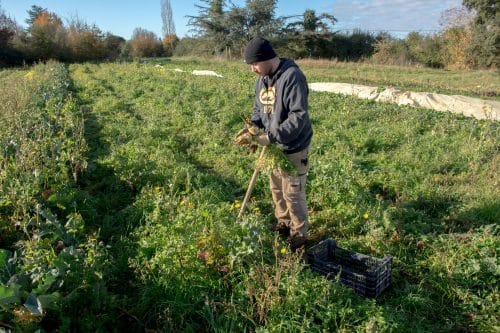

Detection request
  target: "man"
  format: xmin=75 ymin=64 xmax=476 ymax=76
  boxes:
xmin=235 ymin=37 xmax=313 ymax=252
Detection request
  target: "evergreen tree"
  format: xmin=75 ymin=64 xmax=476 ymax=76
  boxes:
xmin=462 ymin=0 xmax=499 ymax=67
xmin=281 ymin=9 xmax=337 ymax=58
xmin=27 ymin=7 xmax=66 ymax=60
xmin=25 ymin=5 xmax=45 ymax=26
xmin=245 ymin=0 xmax=279 ymax=38
xmin=188 ymin=0 xmax=229 ymax=54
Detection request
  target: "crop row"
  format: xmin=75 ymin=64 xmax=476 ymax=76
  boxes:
xmin=0 ymin=62 xmax=107 ymax=331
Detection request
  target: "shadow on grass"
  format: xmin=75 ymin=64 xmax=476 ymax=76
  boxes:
xmin=397 ymin=193 xmax=496 ymax=236
xmin=58 ymin=98 xmax=145 ymax=332
xmin=443 ymin=200 xmax=500 ymax=234
xmin=168 ymin=132 xmax=244 ymax=200
xmin=366 ymin=180 xmax=496 ymax=235
xmin=66 ymin=71 xmax=248 ymax=332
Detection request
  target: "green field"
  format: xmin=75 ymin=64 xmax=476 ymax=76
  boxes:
xmin=0 ymin=59 xmax=498 ymax=332
xmin=298 ymin=59 xmax=500 ymax=101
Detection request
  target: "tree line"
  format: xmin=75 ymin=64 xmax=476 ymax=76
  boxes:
xmin=0 ymin=3 xmax=180 ymax=66
xmin=0 ymin=0 xmax=497 ymax=69
xmin=0 ymin=5 xmax=125 ymax=65
xmin=179 ymin=0 xmax=498 ymax=69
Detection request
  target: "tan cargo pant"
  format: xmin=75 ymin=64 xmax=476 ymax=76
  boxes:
xmin=270 ymin=147 xmax=309 ymax=238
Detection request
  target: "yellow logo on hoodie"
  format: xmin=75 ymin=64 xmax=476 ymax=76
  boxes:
xmin=259 ymin=86 xmax=276 ymax=114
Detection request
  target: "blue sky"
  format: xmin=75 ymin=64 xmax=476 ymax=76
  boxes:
xmin=1 ymin=0 xmax=462 ymax=39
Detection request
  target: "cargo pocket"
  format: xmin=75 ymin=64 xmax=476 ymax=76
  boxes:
xmin=286 ymin=176 xmax=302 ymax=194
xmin=286 ymin=148 xmax=309 ymax=176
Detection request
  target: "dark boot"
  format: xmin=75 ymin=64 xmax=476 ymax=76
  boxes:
xmin=287 ymin=234 xmax=307 ymax=252
xmin=269 ymin=219 xmax=290 ymax=238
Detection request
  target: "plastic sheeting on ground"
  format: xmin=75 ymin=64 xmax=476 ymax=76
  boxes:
xmin=309 ymin=82 xmax=499 ymax=121
xmin=191 ymin=70 xmax=224 ymax=78
xmin=154 ymin=65 xmax=224 ymax=78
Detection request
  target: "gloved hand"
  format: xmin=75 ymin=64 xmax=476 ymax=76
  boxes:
xmin=247 ymin=123 xmax=260 ymax=136
xmin=254 ymin=133 xmax=270 ymax=146
xmin=234 ymin=122 xmax=260 ymax=146
xmin=234 ymin=128 xmax=253 ymax=145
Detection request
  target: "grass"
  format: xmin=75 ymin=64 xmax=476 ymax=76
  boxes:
xmin=298 ymin=59 xmax=500 ymax=101
xmin=160 ymin=57 xmax=500 ymax=100
xmin=0 ymin=58 xmax=498 ymax=332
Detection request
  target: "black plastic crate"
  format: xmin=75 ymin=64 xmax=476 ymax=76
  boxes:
xmin=306 ymin=239 xmax=392 ymax=297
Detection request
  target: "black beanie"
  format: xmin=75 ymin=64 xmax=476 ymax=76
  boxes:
xmin=244 ymin=37 xmax=277 ymax=64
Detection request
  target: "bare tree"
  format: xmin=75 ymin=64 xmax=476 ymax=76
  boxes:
xmin=0 ymin=0 xmax=20 ymax=31
xmin=439 ymin=5 xmax=473 ymax=29
xmin=161 ymin=0 xmax=176 ymax=37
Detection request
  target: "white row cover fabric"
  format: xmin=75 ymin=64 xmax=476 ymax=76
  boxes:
xmin=309 ymin=82 xmax=499 ymax=121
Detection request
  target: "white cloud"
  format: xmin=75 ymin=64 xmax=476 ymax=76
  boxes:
xmin=330 ymin=0 xmax=463 ymax=35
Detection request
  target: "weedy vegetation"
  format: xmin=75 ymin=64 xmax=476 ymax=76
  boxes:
xmin=0 ymin=58 xmax=498 ymax=332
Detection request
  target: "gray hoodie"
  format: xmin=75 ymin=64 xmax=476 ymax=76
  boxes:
xmin=251 ymin=58 xmax=313 ymax=154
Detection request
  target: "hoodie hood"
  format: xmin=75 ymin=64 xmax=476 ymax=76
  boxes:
xmin=265 ymin=58 xmax=298 ymax=87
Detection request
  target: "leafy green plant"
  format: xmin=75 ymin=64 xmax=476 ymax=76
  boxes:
xmin=0 ymin=58 xmax=497 ymax=332
xmin=0 ymin=62 xmax=114 ymax=331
